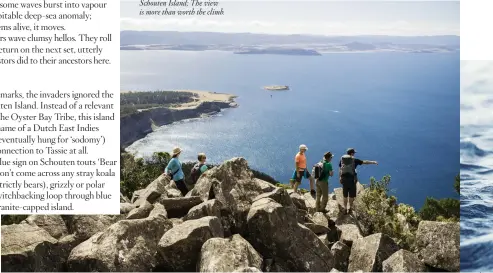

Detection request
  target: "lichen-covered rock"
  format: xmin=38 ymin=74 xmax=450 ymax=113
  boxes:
xmin=126 ymin=200 xmax=154 ymax=219
xmin=133 ymin=174 xmax=168 ymax=207
xmin=289 ymin=192 xmax=307 ymax=210
xmin=149 ymin=203 xmax=168 ymax=219
xmin=22 ymin=215 xmax=68 ymax=239
xmin=335 ymin=214 xmax=359 ymax=226
xmin=338 ymin=224 xmax=362 ymax=247
xmin=334 ymin=188 xmax=345 ymax=210
xmin=1 ymin=224 xmax=64 ymax=272
xmin=169 ymin=218 xmax=184 ymax=227
xmin=67 ymin=213 xmax=172 ymax=272
xmin=157 ymin=196 xmax=203 ymax=218
xmin=156 ymin=216 xmax=224 ymax=271
xmin=304 ymin=223 xmax=330 ymax=235
xmin=331 ymin=241 xmax=350 ymax=272
xmin=120 ymin=203 xmax=136 ymax=214
xmin=246 ymin=198 xmax=333 ymax=272
xmin=188 ymin=158 xmax=275 ymax=235
xmin=234 ymin=267 xmax=262 ymax=272
xmin=67 ymin=215 xmax=121 ymax=242
xmin=416 ymin=221 xmax=459 ymax=272
xmin=382 ymin=249 xmax=427 ymax=272
xmin=253 ymin=178 xmax=277 ymax=193
xmin=184 ymin=199 xmax=222 ymax=221
xmin=326 ymin=199 xmax=342 ymax=218
xmin=198 ymin=234 xmax=263 ymax=272
xmin=166 ymin=187 xmax=183 ymax=198
xmin=312 ymin=212 xmax=329 ymax=227
xmin=348 ymin=233 xmax=399 ymax=272
xmin=253 ymin=187 xmax=294 ymax=208
xmin=318 ymin=234 xmax=329 ymax=247
xmin=303 ymin=192 xmax=317 ymax=214
xmin=131 ymin=189 xmax=145 ymax=203
xmin=296 ymin=209 xmax=312 ymax=224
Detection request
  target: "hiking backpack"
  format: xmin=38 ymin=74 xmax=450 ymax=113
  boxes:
xmin=312 ymin=162 xmax=325 ymax=179
xmin=340 ymin=155 xmax=355 ymax=176
xmin=190 ymin=162 xmax=205 ymax=184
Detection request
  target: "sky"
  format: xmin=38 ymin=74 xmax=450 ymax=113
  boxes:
xmin=120 ymin=1 xmax=460 ymax=36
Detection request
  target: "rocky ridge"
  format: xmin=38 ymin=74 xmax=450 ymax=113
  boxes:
xmin=1 ymin=158 xmax=459 ymax=272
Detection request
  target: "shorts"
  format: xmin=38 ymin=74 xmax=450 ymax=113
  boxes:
xmin=341 ymin=174 xmax=356 ymax=198
xmin=292 ymin=169 xmax=311 ymax=183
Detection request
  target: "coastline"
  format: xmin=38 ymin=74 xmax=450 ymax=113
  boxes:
xmin=120 ymin=90 xmax=238 ymax=148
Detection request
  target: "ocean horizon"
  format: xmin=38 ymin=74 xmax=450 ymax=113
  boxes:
xmin=122 ymin=50 xmax=459 ymax=209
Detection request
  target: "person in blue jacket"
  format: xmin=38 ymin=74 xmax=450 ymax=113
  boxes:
xmin=165 ymin=147 xmax=188 ymax=196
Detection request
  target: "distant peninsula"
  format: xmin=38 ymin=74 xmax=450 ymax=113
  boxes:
xmin=234 ymin=48 xmax=321 ymax=56
xmin=120 ymin=90 xmax=238 ymax=147
xmin=263 ymin=85 xmax=289 ymax=91
xmin=119 ymin=31 xmax=460 ymax=54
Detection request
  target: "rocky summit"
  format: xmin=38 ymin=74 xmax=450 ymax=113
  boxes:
xmin=1 ymin=157 xmax=459 ymax=272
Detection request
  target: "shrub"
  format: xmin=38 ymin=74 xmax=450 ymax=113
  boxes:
xmin=358 ymin=175 xmax=418 ymax=250
xmin=1 ymin=215 xmax=28 ymax=225
xmin=120 ymin=151 xmax=171 ymax=198
xmin=419 ymin=197 xmax=460 ymax=222
xmin=418 ymin=174 xmax=459 ymax=222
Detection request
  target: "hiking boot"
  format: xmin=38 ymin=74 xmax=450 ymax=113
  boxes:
xmin=347 ymin=208 xmax=353 ymax=215
xmin=310 ymin=189 xmax=316 ymax=196
xmin=321 ymin=209 xmax=329 ymax=214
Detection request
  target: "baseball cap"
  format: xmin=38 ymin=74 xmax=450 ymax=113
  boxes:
xmin=346 ymin=148 xmax=357 ymax=154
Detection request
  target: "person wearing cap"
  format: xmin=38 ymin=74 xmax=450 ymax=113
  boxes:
xmin=338 ymin=148 xmax=378 ymax=214
xmin=165 ymin=147 xmax=188 ymax=196
xmin=315 ymin=151 xmax=334 ymax=213
xmin=292 ymin=144 xmax=315 ymax=194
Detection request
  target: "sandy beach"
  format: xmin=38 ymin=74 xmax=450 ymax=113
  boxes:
xmin=169 ymin=90 xmax=236 ymax=110
xmin=120 ymin=90 xmax=237 ymax=110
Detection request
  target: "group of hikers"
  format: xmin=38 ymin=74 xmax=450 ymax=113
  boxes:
xmin=164 ymin=147 xmax=209 ymax=196
xmin=164 ymin=144 xmax=377 ymax=215
xmin=291 ymin=144 xmax=378 ymax=215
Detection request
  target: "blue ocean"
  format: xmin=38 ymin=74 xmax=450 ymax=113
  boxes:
xmin=460 ymin=62 xmax=493 ymax=271
xmin=121 ymin=50 xmax=459 ymax=209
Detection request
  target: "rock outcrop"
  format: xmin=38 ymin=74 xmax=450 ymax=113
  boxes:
xmin=348 ymin=233 xmax=400 ymax=272
xmin=198 ymin=234 xmax=263 ymax=272
xmin=1 ymin=224 xmax=65 ymax=272
xmin=22 ymin=215 xmax=68 ymax=239
xmin=246 ymin=198 xmax=333 ymax=272
xmin=416 ymin=221 xmax=460 ymax=272
xmin=156 ymin=216 xmax=224 ymax=271
xmin=382 ymin=249 xmax=427 ymax=272
xmin=67 ymin=211 xmax=172 ymax=272
xmin=0 ymin=157 xmax=460 ymax=273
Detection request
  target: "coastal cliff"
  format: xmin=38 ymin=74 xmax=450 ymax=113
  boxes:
xmin=120 ymin=101 xmax=234 ymax=147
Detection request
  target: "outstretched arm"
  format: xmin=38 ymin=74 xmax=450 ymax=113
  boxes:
xmin=362 ymin=160 xmax=378 ymax=165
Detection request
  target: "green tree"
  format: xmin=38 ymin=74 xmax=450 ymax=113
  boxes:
xmin=419 ymin=174 xmax=460 ymax=222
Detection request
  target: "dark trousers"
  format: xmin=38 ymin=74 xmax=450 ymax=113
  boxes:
xmin=175 ymin=179 xmax=189 ymax=196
